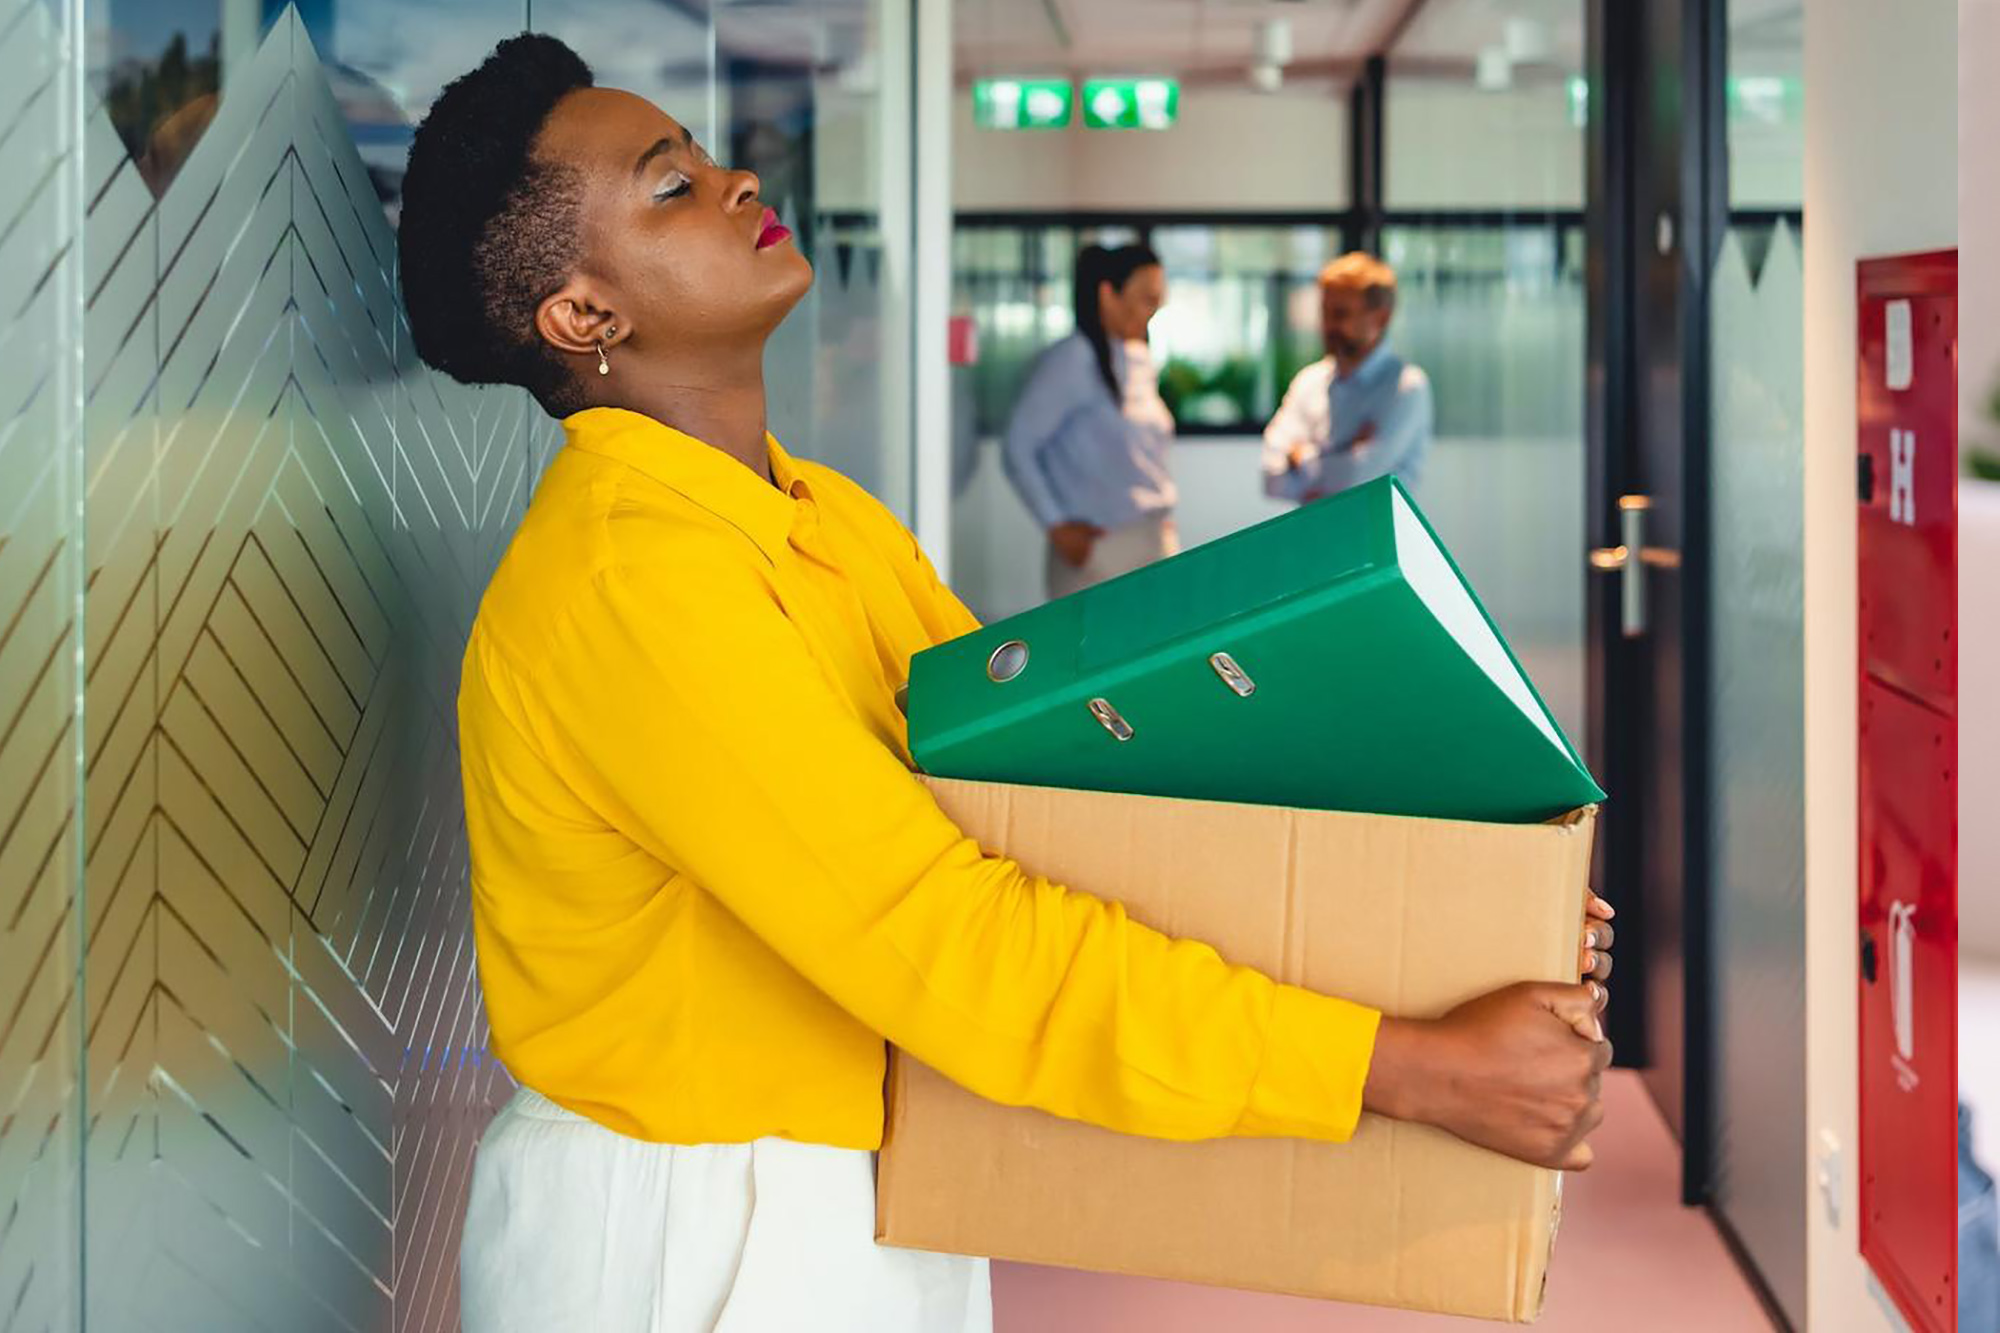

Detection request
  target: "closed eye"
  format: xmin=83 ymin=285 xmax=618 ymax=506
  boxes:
xmin=653 ymin=172 xmax=692 ymax=203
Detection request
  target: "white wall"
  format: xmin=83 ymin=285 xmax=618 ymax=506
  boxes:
xmin=951 ymin=86 xmax=1350 ymax=212
xmin=1964 ymin=0 xmax=2000 ymax=452
xmin=1961 ymin=0 xmax=2000 ymax=1228
xmin=1966 ymin=0 xmax=2000 ymax=971
xmin=1385 ymin=79 xmax=1583 ymax=209
xmin=1965 ymin=483 xmax=2000 ymax=962
xmin=945 ymin=78 xmax=1600 ymax=215
xmin=1802 ymin=4 xmax=1956 ymax=1332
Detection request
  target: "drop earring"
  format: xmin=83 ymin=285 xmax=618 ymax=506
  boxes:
xmin=597 ymin=324 xmax=615 ymax=375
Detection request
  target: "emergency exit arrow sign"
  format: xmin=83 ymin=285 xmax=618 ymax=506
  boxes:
xmin=1082 ymin=78 xmax=1180 ymax=129
xmin=973 ymin=79 xmax=1073 ymax=129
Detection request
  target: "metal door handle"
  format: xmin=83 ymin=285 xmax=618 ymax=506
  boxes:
xmin=1587 ymin=495 xmax=1679 ymax=638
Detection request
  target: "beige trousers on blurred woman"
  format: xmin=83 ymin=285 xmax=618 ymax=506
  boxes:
xmin=1046 ymin=512 xmax=1178 ymax=600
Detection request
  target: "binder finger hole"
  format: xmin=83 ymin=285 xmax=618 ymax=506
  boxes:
xmin=987 ymin=640 xmax=1030 ymax=683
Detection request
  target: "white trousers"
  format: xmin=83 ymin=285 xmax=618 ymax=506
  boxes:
xmin=460 ymin=1087 xmax=992 ymax=1333
xmin=1046 ymin=512 xmax=1179 ymax=601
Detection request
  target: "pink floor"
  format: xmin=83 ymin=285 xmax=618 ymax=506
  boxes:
xmin=992 ymin=1071 xmax=1776 ymax=1332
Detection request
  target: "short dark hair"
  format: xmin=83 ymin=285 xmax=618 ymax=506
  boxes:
xmin=398 ymin=34 xmax=595 ymax=417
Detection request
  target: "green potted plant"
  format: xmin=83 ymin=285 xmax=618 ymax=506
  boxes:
xmin=1973 ymin=381 xmax=2000 ymax=480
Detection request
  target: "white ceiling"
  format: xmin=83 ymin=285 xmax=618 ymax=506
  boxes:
xmin=955 ymin=0 xmax=1389 ymax=81
xmin=1391 ymin=0 xmax=1583 ymax=71
xmin=950 ymin=0 xmax=1803 ymax=85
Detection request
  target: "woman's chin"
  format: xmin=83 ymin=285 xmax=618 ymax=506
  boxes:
xmin=704 ymin=254 xmax=813 ymax=345
xmin=766 ymin=253 xmax=816 ymax=318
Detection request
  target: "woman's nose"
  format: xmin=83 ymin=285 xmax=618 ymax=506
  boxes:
xmin=726 ymin=169 xmax=761 ymax=211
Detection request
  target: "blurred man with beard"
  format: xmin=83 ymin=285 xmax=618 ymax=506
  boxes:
xmin=1262 ymin=252 xmax=1434 ymax=504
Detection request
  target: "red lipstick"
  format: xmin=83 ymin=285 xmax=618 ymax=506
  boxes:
xmin=756 ymin=207 xmax=792 ymax=250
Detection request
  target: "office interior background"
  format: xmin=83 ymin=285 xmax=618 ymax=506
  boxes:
xmin=0 ymin=0 xmax=1985 ymax=1329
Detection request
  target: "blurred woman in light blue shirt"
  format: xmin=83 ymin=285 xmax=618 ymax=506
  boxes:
xmin=1002 ymin=244 xmax=1176 ymax=600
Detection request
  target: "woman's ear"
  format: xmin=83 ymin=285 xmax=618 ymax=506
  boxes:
xmin=1096 ymin=279 xmax=1122 ymax=334
xmin=535 ymin=284 xmax=623 ymax=359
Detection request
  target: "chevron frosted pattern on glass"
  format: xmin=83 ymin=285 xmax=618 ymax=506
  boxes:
xmin=0 ymin=3 xmax=555 ymax=1329
xmin=0 ymin=0 xmax=84 ymax=1329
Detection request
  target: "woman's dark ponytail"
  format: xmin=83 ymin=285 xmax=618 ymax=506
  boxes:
xmin=1072 ymin=242 xmax=1162 ymax=403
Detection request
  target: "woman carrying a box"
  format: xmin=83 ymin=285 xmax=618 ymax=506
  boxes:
xmin=398 ymin=36 xmax=1617 ymax=1333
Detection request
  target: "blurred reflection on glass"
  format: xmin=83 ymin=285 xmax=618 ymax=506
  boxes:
xmin=67 ymin=6 xmax=565 ymax=1329
xmin=531 ymin=0 xmax=713 ymax=141
xmin=542 ymin=0 xmax=908 ymax=504
xmin=97 ymin=0 xmax=223 ymax=195
xmin=309 ymin=0 xmax=532 ymax=219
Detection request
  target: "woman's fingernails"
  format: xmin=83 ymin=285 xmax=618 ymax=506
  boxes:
xmin=1586 ymin=929 xmax=1599 ymax=949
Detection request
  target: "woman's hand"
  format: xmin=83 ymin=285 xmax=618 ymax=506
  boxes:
xmin=1580 ymin=893 xmax=1615 ymax=992
xmin=1361 ymin=896 xmax=1617 ymax=1171
xmin=1363 ymin=982 xmax=1610 ymax=1171
xmin=1049 ymin=520 xmax=1103 ymax=569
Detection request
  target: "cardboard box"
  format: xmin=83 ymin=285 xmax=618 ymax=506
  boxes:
xmin=876 ymin=777 xmax=1598 ymax=1323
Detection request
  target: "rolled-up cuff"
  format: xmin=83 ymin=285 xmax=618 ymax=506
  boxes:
xmin=1234 ymin=984 xmax=1383 ymax=1142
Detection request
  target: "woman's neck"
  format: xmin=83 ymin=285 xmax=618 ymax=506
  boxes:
xmin=602 ymin=352 xmax=774 ymax=481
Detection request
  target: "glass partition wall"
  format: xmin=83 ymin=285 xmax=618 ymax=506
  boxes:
xmin=0 ymin=2 xmax=86 ymax=1329
xmin=1704 ymin=0 xmax=1806 ymax=1323
xmin=0 ymin=1 xmax=910 ymax=1329
xmin=951 ymin=217 xmax=1341 ymax=442
xmin=1383 ymin=0 xmax=1588 ymax=746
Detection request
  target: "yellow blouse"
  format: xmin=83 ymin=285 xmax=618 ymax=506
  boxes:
xmin=460 ymin=406 xmax=1381 ymax=1150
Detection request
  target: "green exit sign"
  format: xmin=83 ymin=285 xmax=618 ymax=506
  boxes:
xmin=1082 ymin=78 xmax=1180 ymax=130
xmin=973 ymin=79 xmax=1073 ymax=129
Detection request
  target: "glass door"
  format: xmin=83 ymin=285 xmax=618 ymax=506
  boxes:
xmin=1704 ymin=0 xmax=1805 ymax=1323
xmin=0 ymin=2 xmax=85 ymax=1329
